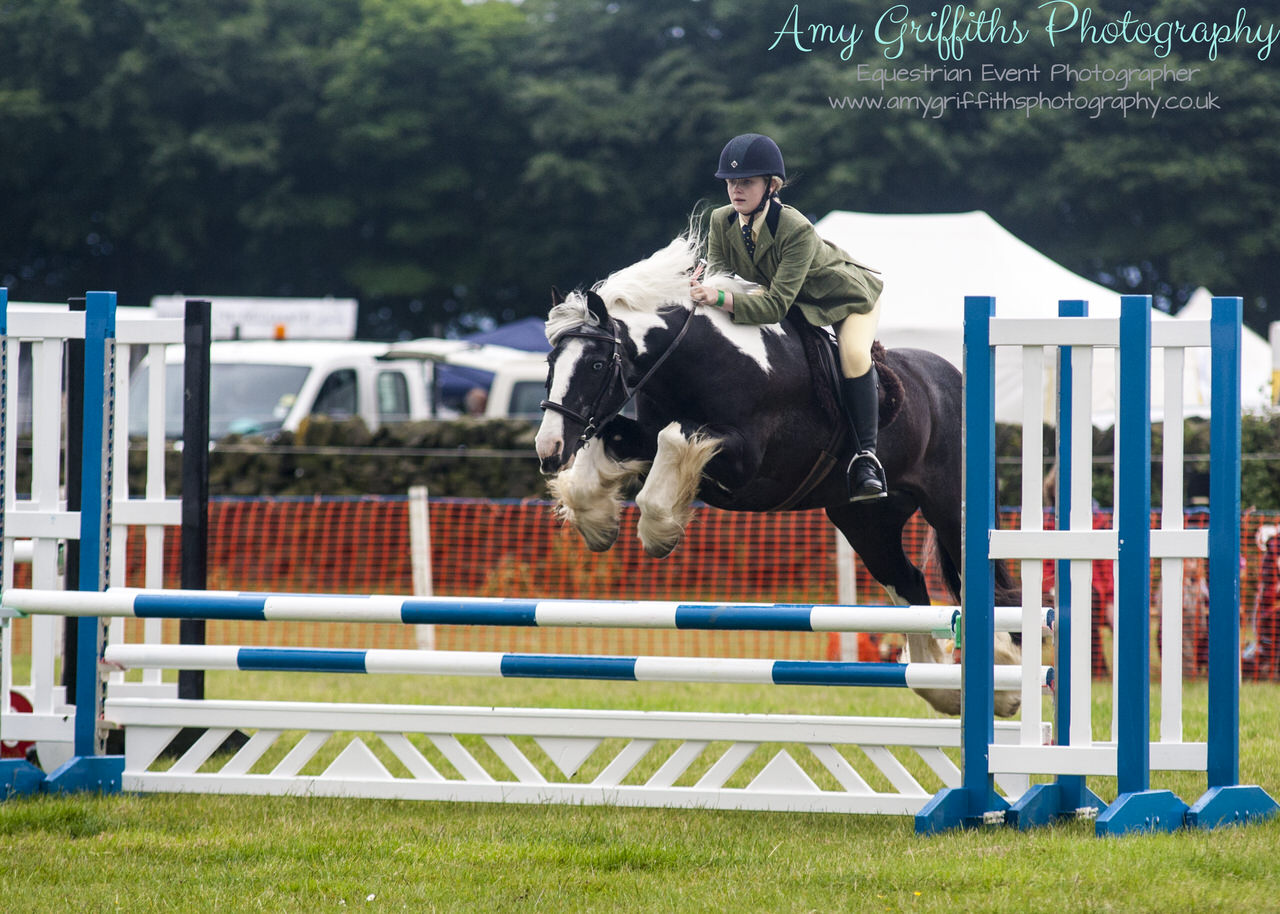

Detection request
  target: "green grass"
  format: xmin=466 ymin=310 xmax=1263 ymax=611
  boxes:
xmin=2 ymin=676 xmax=1278 ymax=913
xmin=3 ymin=790 xmax=1278 ymax=912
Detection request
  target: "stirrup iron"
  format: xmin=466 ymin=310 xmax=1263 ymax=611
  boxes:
xmin=846 ymin=450 xmax=887 ymax=502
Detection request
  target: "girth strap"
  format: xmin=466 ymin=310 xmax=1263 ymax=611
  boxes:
xmin=767 ymin=313 xmax=848 ymax=512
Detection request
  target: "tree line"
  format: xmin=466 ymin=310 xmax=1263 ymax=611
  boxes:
xmin=3 ymin=0 xmax=1277 ymax=339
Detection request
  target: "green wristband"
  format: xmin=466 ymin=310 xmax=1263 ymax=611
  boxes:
xmin=716 ymin=289 xmax=726 ymax=307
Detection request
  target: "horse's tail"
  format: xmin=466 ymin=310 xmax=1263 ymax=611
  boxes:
xmin=993 ymin=560 xmax=1022 ymax=608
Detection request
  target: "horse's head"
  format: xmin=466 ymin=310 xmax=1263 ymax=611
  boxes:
xmin=536 ymin=288 xmax=632 ymax=474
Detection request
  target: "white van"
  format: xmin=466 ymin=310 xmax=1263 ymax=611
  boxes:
xmin=128 ymin=339 xmax=446 ymax=439
xmin=481 ymin=353 xmax=548 ymax=420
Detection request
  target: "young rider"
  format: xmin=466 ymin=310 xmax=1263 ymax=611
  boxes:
xmin=689 ymin=133 xmax=888 ymax=501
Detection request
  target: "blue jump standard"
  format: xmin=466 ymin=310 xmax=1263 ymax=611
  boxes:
xmin=915 ymin=295 xmax=1279 ymax=836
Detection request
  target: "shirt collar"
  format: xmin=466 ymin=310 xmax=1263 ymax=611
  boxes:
xmin=738 ymin=199 xmax=770 ymax=239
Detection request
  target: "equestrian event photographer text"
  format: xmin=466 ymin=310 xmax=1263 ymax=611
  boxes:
xmin=769 ymin=3 xmax=1279 ymax=61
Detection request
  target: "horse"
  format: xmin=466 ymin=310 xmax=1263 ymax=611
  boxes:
xmin=534 ymin=234 xmax=1021 ymax=717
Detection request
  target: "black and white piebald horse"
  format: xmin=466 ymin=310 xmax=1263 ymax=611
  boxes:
xmin=535 ymin=235 xmax=1021 ymax=716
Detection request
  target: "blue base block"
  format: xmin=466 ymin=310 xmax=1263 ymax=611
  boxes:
xmin=915 ymin=786 xmax=1009 ymax=834
xmin=1 ymin=759 xmax=47 ymax=799
xmin=1185 ymin=785 xmax=1280 ymax=830
xmin=42 ymin=755 xmax=124 ymax=795
xmin=1006 ymin=782 xmax=1106 ymax=830
xmin=1096 ymin=789 xmax=1189 ymax=836
xmin=916 ymin=787 xmax=968 ymax=835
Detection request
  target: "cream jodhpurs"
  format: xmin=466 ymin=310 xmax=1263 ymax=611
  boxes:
xmin=834 ymin=297 xmax=881 ymax=379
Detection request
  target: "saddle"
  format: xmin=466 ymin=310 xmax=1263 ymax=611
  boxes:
xmin=785 ymin=308 xmax=904 ymax=428
xmin=771 ymin=310 xmax=904 ymax=511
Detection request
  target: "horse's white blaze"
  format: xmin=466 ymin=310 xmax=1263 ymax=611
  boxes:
xmin=535 ymin=338 xmax=586 ymax=463
xmin=635 ymin=422 xmax=721 ymax=558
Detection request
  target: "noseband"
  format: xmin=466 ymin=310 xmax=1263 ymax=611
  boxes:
xmin=540 ymin=307 xmax=695 ymax=442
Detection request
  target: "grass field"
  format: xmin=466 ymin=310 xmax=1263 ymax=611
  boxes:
xmin=2 ymin=674 xmax=1278 ymax=913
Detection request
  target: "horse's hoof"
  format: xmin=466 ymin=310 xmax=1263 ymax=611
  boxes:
xmin=914 ymin=688 xmax=963 ymax=717
xmin=637 ymin=513 xmax=683 ymax=559
xmin=641 ymin=536 xmax=679 ymax=559
xmin=643 ymin=543 xmax=676 ymax=559
xmin=993 ymin=693 xmax=1022 ymax=718
xmin=580 ymin=528 xmax=620 ymax=552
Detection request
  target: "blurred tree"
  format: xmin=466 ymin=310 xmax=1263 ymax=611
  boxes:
xmin=0 ymin=0 xmax=1276 ymax=337
xmin=317 ymin=0 xmax=528 ymax=336
xmin=1 ymin=0 xmax=364 ymax=303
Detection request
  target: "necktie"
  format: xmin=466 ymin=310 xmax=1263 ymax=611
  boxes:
xmin=741 ymin=222 xmax=756 ymax=258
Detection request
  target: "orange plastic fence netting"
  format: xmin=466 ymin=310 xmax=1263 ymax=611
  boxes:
xmin=6 ymin=497 xmax=1280 ymax=678
xmin=200 ymin=497 xmax=863 ymax=660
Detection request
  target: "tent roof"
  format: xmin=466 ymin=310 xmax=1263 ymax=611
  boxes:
xmin=1176 ymin=287 xmax=1274 ymax=412
xmin=815 ymin=210 xmax=1149 ymax=352
xmin=464 ymin=315 xmax=549 ymax=352
xmin=815 ymin=210 xmax=1270 ymax=423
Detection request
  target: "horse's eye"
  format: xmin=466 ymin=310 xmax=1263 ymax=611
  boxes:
xmin=592 ymin=361 xmax=605 ymax=370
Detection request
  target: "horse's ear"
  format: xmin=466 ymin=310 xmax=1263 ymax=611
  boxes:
xmin=585 ymin=290 xmax=609 ymax=325
xmin=551 ymin=286 xmax=565 ymax=307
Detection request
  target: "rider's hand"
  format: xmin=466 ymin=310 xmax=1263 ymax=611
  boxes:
xmin=689 ymin=265 xmax=733 ymax=313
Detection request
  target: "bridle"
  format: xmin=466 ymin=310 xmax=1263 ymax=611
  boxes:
xmin=540 ymin=306 xmax=696 ymax=443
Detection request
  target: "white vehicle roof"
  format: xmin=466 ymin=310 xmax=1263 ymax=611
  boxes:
xmin=149 ymin=295 xmax=359 ymax=341
xmin=384 ymin=338 xmax=534 ymax=370
xmin=158 ymin=338 xmax=400 ymax=365
xmin=132 ymin=338 xmax=440 ymax=439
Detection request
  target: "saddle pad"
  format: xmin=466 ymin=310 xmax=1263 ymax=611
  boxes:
xmin=786 ymin=309 xmax=904 ymax=428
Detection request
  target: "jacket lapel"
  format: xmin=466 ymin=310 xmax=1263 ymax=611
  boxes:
xmin=723 ymin=210 xmax=755 ymax=278
xmin=752 ymin=205 xmax=779 ymax=264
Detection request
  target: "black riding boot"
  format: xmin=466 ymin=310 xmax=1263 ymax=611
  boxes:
xmin=840 ymin=369 xmax=888 ymax=502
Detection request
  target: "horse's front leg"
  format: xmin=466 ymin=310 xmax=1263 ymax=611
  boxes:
xmin=634 ymin=421 xmax=728 ymax=559
xmin=902 ymin=628 xmax=1021 ymax=717
xmin=547 ymin=429 xmax=651 ymax=552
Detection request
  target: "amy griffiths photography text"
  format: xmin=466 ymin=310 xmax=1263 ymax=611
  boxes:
xmin=770 ymin=3 xmax=1280 ymax=62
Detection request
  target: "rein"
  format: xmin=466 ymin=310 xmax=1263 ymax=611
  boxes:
xmin=541 ymin=305 xmax=697 ymax=442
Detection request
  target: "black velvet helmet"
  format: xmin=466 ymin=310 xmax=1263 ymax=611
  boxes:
xmin=714 ymin=134 xmax=786 ymax=181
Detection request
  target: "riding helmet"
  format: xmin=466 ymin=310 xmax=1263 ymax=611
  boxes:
xmin=714 ymin=134 xmax=786 ymax=181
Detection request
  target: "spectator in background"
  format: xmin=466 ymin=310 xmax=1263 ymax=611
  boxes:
xmin=1155 ymin=557 xmax=1209 ymax=677
xmin=464 ymin=387 xmax=488 ymax=417
xmin=1246 ymin=524 xmax=1280 ymax=681
xmin=1043 ymin=467 xmax=1114 ymax=678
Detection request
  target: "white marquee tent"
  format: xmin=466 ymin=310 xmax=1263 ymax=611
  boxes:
xmin=1176 ymin=286 xmax=1274 ymax=413
xmin=814 ymin=210 xmax=1273 ymax=425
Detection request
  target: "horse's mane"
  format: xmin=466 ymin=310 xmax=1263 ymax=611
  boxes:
xmin=545 ymin=228 xmax=747 ymax=346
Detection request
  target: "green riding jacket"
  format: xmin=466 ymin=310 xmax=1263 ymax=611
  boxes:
xmin=707 ymin=202 xmax=883 ymax=327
